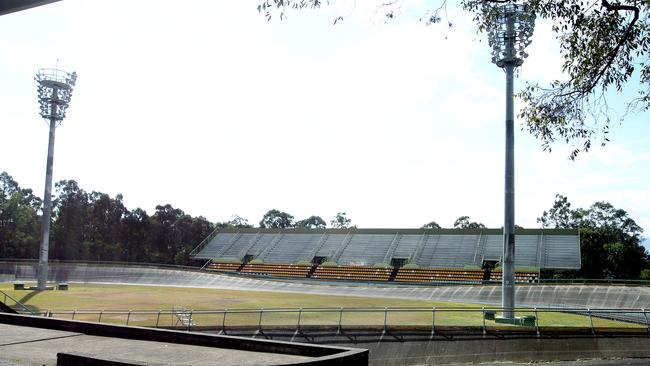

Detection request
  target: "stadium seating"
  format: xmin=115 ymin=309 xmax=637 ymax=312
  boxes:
xmin=206 ymin=259 xmax=539 ymax=283
xmin=207 ymin=262 xmax=240 ymax=272
xmin=489 ymin=270 xmax=539 ymax=283
xmin=395 ymin=268 xmax=485 ymax=283
xmin=311 ymin=265 xmax=392 ymax=281
xmin=239 ymin=263 xmax=311 ymax=278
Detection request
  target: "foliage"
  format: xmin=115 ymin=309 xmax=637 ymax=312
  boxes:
xmin=295 ymin=215 xmax=327 ymax=228
xmin=453 ymin=216 xmax=486 ymax=229
xmin=259 ymin=0 xmax=649 ymax=159
xmin=330 ymin=212 xmax=354 ymax=229
xmin=639 ymin=269 xmax=650 ymax=280
xmin=422 ymin=221 xmax=442 ymax=229
xmin=259 ymin=209 xmax=295 ymax=228
xmin=372 ymin=262 xmax=393 ymax=269
xmin=0 ymin=171 xmax=214 ymax=266
xmin=226 ymin=215 xmax=253 ymax=228
xmin=402 ymin=262 xmax=420 ymax=269
xmin=538 ymin=194 xmax=648 ymax=279
xmin=0 ymin=172 xmax=41 ymax=259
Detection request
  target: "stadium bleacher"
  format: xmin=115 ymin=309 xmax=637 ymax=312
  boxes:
xmin=192 ymin=228 xmax=580 ymax=284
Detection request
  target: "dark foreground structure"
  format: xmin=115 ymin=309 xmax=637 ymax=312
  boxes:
xmin=0 ymin=312 xmax=368 ymax=366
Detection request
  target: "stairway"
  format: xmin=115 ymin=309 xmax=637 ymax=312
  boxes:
xmin=307 ymin=263 xmax=319 ymax=278
xmin=388 ymin=267 xmax=400 ymax=282
xmin=172 ymin=306 xmax=196 ymax=327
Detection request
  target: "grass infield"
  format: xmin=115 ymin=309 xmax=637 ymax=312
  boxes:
xmin=0 ymin=282 xmax=643 ymax=330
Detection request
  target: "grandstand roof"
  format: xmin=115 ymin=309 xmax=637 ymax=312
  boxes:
xmin=192 ymin=228 xmax=580 ymax=270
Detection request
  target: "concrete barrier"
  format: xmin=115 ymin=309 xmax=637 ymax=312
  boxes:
xmin=0 ymin=312 xmax=368 ymax=365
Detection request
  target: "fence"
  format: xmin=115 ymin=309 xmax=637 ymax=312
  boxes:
xmin=28 ymin=306 xmax=650 ymax=335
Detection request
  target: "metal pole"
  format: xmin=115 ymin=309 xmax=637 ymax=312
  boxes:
xmin=37 ymin=112 xmax=57 ymax=290
xmin=502 ymin=10 xmax=516 ymax=320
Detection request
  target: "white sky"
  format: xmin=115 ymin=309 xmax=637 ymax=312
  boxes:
xmin=1 ymin=1 xmax=648 ymax=236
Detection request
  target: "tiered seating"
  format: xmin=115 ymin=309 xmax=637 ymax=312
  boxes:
xmin=206 ymin=258 xmax=539 ymax=284
xmin=239 ymin=263 xmax=311 ymax=278
xmin=311 ymin=265 xmax=392 ymax=281
xmin=490 ymin=270 xmax=538 ymax=283
xmin=395 ymin=268 xmax=484 ymax=283
xmin=207 ymin=262 xmax=240 ymax=272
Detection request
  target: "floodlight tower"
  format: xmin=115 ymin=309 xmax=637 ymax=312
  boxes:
xmin=486 ymin=2 xmax=535 ymax=320
xmin=35 ymin=67 xmax=77 ymax=290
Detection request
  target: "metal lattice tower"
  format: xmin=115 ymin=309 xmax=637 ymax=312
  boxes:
xmin=35 ymin=67 xmax=77 ymax=290
xmin=486 ymin=2 xmax=535 ymax=320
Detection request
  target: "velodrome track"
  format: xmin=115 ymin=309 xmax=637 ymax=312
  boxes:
xmin=2 ymin=261 xmax=650 ymax=309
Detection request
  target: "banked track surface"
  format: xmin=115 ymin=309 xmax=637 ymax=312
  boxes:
xmin=1 ymin=261 xmax=649 ymax=309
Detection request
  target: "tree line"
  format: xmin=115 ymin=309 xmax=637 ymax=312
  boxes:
xmin=1 ymin=171 xmax=648 ymax=278
xmin=0 ymin=171 xmax=361 ymax=265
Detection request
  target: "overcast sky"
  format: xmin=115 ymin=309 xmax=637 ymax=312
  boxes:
xmin=1 ymin=1 xmax=648 ymax=237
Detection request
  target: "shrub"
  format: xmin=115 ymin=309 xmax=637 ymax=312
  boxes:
xmin=639 ymin=269 xmax=650 ymax=280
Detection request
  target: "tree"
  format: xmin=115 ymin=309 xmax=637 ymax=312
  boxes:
xmin=52 ymin=180 xmax=90 ymax=260
xmin=121 ymin=208 xmax=150 ymax=263
xmin=453 ymin=216 xmax=486 ymax=229
xmin=259 ymin=0 xmax=650 ymax=159
xmin=259 ymin=209 xmax=295 ymax=228
xmin=149 ymin=204 xmax=187 ymax=263
xmin=330 ymin=212 xmax=354 ymax=229
xmin=296 ymin=215 xmax=327 ymax=228
xmin=85 ymin=191 xmax=127 ymax=261
xmin=537 ymin=194 xmax=582 ymax=229
xmin=422 ymin=221 xmax=442 ymax=229
xmin=0 ymin=172 xmax=41 ymax=259
xmin=227 ymin=215 xmax=253 ymax=228
xmin=465 ymin=0 xmax=649 ymax=159
xmin=538 ymin=194 xmax=648 ymax=279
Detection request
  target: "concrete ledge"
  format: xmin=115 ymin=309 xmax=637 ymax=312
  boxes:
xmin=0 ymin=313 xmax=368 ymax=365
xmin=193 ymin=328 xmax=650 ymax=366
xmin=58 ymin=353 xmax=148 ymax=366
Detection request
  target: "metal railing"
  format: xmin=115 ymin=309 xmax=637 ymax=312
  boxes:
xmin=0 ymin=290 xmax=35 ymax=315
xmin=33 ymin=306 xmax=650 ymax=335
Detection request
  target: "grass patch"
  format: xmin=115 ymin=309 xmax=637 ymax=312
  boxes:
xmin=0 ymin=282 xmax=642 ymax=330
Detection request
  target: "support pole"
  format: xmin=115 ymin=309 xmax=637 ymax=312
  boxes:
xmin=502 ymin=11 xmax=516 ymax=320
xmin=37 ymin=114 xmax=57 ymax=290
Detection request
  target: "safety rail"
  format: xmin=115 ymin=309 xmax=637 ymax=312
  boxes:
xmin=0 ymin=290 xmax=35 ymax=315
xmin=188 ymin=227 xmax=220 ymax=257
xmin=34 ymin=306 xmax=650 ymax=335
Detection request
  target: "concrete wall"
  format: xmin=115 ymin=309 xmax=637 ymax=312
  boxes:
xmin=184 ymin=328 xmax=650 ymax=366
xmin=0 ymin=312 xmax=368 ymax=365
xmin=353 ymin=334 xmax=650 ymax=366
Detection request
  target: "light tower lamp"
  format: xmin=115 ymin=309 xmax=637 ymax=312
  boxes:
xmin=35 ymin=67 xmax=77 ymax=290
xmin=486 ymin=1 xmax=535 ymax=321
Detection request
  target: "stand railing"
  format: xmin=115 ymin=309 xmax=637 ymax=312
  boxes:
xmin=33 ymin=306 xmax=650 ymax=335
xmin=0 ymin=290 xmax=35 ymax=315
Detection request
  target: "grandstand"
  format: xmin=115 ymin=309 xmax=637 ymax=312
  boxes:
xmin=191 ymin=228 xmax=580 ymax=284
